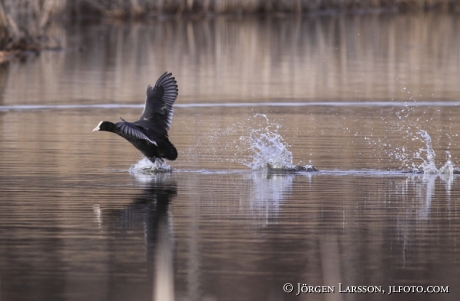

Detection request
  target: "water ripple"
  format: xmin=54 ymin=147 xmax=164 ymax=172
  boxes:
xmin=2 ymin=101 xmax=460 ymax=111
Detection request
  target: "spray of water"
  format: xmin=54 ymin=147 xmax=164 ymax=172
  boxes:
xmin=129 ymin=157 xmax=172 ymax=175
xmin=366 ymin=102 xmax=456 ymax=175
xmin=411 ymin=130 xmax=453 ymax=175
xmin=238 ymin=114 xmax=316 ymax=171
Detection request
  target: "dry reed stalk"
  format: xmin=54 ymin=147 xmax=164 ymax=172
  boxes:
xmin=0 ymin=0 xmax=65 ymax=53
xmin=0 ymin=0 xmax=458 ymax=54
xmin=65 ymin=0 xmax=460 ymax=18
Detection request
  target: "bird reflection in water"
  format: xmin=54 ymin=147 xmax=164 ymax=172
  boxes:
xmin=99 ymin=174 xmax=177 ymax=301
xmin=126 ymin=182 xmax=176 ymax=301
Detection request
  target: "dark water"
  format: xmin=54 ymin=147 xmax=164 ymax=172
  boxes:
xmin=1 ymin=12 xmax=460 ymax=301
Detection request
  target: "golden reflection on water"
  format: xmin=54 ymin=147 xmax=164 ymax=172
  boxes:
xmin=0 ymin=13 xmax=459 ymax=106
xmin=1 ymin=11 xmax=460 ymax=301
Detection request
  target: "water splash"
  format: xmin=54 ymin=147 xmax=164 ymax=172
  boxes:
xmin=411 ymin=130 xmax=453 ymax=175
xmin=238 ymin=114 xmax=316 ymax=171
xmin=370 ymin=105 xmax=456 ymax=175
xmin=129 ymin=157 xmax=172 ymax=176
xmin=244 ymin=172 xmax=294 ymax=226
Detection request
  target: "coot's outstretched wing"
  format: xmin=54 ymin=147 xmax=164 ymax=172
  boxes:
xmin=116 ymin=121 xmax=158 ymax=146
xmin=140 ymin=72 xmax=178 ymax=130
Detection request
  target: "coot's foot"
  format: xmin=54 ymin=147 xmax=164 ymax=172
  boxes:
xmin=154 ymin=158 xmax=165 ymax=165
xmin=266 ymin=163 xmax=318 ymax=172
xmin=297 ymin=165 xmax=318 ymax=172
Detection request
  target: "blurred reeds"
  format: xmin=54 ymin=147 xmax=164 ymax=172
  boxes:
xmin=0 ymin=0 xmax=64 ymax=50
xmin=59 ymin=0 xmax=460 ymax=18
xmin=68 ymin=0 xmax=458 ymax=16
xmin=0 ymin=0 xmax=458 ymax=52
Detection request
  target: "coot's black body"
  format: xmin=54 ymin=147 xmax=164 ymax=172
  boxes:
xmin=93 ymin=72 xmax=178 ymax=163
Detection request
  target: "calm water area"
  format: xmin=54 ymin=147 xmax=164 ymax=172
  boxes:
xmin=1 ymin=12 xmax=460 ymax=301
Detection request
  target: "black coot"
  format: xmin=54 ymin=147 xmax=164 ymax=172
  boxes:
xmin=93 ymin=72 xmax=178 ymax=163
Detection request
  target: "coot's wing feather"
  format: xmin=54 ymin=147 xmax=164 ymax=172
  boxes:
xmin=116 ymin=121 xmax=157 ymax=146
xmin=140 ymin=72 xmax=178 ymax=130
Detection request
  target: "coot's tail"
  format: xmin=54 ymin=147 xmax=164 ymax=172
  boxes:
xmin=163 ymin=140 xmax=178 ymax=161
xmin=165 ymin=145 xmax=177 ymax=160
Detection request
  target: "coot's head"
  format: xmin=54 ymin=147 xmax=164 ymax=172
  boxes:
xmin=93 ymin=121 xmax=115 ymax=132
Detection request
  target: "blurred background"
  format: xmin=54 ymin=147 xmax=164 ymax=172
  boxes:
xmin=0 ymin=0 xmax=459 ymax=52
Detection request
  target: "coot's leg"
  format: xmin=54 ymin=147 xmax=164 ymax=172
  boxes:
xmin=155 ymin=158 xmax=165 ymax=165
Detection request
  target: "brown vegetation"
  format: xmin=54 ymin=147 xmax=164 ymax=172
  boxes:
xmin=0 ymin=0 xmax=458 ymax=57
xmin=71 ymin=0 xmax=458 ymax=17
xmin=0 ymin=0 xmax=64 ymax=61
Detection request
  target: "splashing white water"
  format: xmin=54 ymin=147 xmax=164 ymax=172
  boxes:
xmin=371 ymin=106 xmax=456 ymax=175
xmin=238 ymin=114 xmax=316 ymax=171
xmin=129 ymin=157 xmax=172 ymax=175
xmin=411 ymin=130 xmax=453 ymax=175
